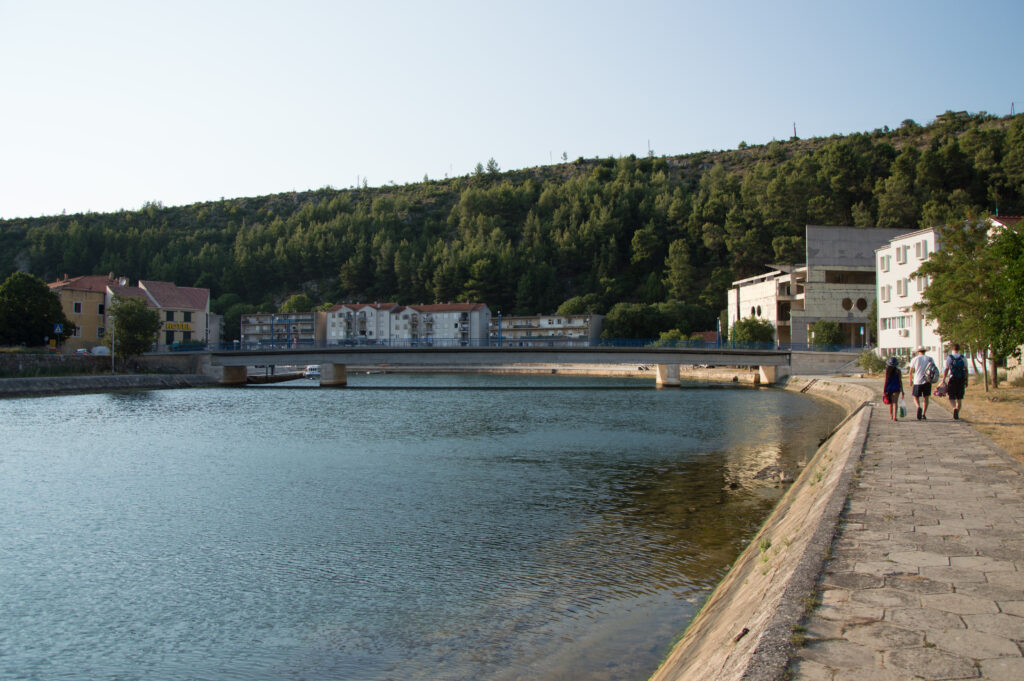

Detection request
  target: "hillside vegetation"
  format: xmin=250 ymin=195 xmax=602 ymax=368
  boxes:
xmin=3 ymin=111 xmax=1021 ymax=328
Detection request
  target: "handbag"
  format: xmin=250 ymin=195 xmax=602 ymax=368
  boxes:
xmin=934 ymin=383 xmax=947 ymax=398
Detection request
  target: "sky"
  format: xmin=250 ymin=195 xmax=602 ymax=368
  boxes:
xmin=1 ymin=0 xmax=1021 ymax=220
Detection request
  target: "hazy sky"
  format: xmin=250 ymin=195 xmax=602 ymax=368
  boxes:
xmin=1 ymin=0 xmax=1020 ymax=219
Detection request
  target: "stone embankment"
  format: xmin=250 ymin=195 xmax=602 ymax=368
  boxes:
xmin=0 ymin=373 xmax=216 ymax=398
xmin=650 ymin=376 xmax=1024 ymax=681
xmin=650 ymin=376 xmax=875 ymax=681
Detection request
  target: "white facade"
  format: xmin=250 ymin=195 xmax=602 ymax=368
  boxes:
xmin=325 ymin=302 xmax=491 ymax=345
xmin=727 ymin=226 xmax=912 ymax=347
xmin=875 ymin=227 xmax=943 ymax=359
xmin=491 ymin=313 xmax=604 ymax=346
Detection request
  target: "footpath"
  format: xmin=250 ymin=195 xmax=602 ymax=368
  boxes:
xmin=788 ymin=393 xmax=1024 ymax=680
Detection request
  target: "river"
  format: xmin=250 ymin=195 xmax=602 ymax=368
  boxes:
xmin=0 ymin=373 xmax=843 ymax=681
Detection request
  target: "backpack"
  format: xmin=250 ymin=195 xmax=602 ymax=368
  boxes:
xmin=925 ymin=360 xmax=939 ymax=384
xmin=949 ymin=354 xmax=967 ymax=381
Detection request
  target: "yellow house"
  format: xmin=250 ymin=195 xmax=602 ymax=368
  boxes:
xmin=48 ymin=274 xmax=116 ymax=353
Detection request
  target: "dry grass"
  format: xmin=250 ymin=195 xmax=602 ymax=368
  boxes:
xmin=956 ymin=381 xmax=1024 ymax=465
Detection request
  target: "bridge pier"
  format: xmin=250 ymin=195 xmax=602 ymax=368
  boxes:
xmin=655 ymin=364 xmax=681 ymax=388
xmin=320 ymin=363 xmax=348 ymax=387
xmin=220 ymin=365 xmax=247 ymax=386
xmin=758 ymin=365 xmax=779 ymax=385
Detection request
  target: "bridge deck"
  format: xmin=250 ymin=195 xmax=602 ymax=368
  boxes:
xmin=207 ymin=346 xmax=790 ymax=368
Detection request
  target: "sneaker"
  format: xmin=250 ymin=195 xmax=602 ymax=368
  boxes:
xmin=953 ymin=408 xmax=959 ymax=420
xmin=917 ymin=407 xmax=922 ymax=420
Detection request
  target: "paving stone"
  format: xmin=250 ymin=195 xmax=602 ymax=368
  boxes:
xmin=953 ymin=582 xmax=1024 ymax=602
xmin=789 ymin=656 xmax=834 ymax=681
xmin=804 ymin=615 xmax=845 ymax=641
xmin=920 ymin=593 xmax=1000 ymax=615
xmin=888 ymin=551 xmax=952 ymax=568
xmin=986 ymin=571 xmax=1024 ymax=590
xmin=817 ymin=602 xmax=885 ymax=624
xmin=949 ymin=556 xmax=1017 ymax=572
xmin=823 ymin=589 xmax=851 ymax=605
xmin=823 ymin=572 xmax=887 ymax=590
xmin=834 ymin=670 xmax=923 ymax=681
xmin=928 ymin=627 xmax=1022 ymax=659
xmin=978 ymin=657 xmax=1024 ymax=681
xmin=855 ymin=561 xmax=915 ymax=578
xmin=851 ymin=588 xmax=921 ymax=609
xmin=884 ymin=647 xmax=979 ymax=679
xmin=962 ymin=613 xmax=1024 ymax=640
xmin=799 ymin=639 xmax=880 ymax=669
xmin=919 ymin=566 xmax=988 ymax=584
xmin=998 ymin=601 xmax=1024 ymax=618
xmin=886 ymin=574 xmax=954 ymax=595
xmin=885 ymin=607 xmax=965 ymax=632
xmin=844 ymin=621 xmax=924 ymax=649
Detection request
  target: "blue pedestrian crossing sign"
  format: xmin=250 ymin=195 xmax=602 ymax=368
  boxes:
xmin=53 ymin=323 xmax=63 ymax=334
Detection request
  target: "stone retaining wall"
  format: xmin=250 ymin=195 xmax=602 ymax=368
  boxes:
xmin=649 ymin=377 xmax=875 ymax=681
xmin=0 ymin=373 xmax=217 ymax=398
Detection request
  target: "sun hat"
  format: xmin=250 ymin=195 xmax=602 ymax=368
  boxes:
xmin=886 ymin=357 xmax=899 ymax=367
xmin=916 ymin=346 xmax=927 ymax=353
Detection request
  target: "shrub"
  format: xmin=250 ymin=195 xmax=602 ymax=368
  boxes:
xmin=857 ymin=349 xmax=887 ymax=374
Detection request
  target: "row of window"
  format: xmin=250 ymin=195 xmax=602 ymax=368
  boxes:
xmin=72 ymin=302 xmax=105 ymax=315
xmin=880 ymin=315 xmax=912 ymax=330
xmin=166 ymin=311 xmax=192 ymax=323
xmin=880 ymin=240 xmax=931 ymax=272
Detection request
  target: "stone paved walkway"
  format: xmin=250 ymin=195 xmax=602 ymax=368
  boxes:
xmin=789 ymin=396 xmax=1024 ymax=681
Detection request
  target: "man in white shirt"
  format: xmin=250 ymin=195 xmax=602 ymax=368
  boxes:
xmin=908 ymin=346 xmax=937 ymax=420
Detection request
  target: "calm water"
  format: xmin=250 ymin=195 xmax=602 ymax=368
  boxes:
xmin=0 ymin=374 xmax=842 ymax=681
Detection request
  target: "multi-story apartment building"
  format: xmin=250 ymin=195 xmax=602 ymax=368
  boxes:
xmin=50 ymin=274 xmax=213 ymax=353
xmin=875 ymin=227 xmax=943 ymax=359
xmin=240 ymin=311 xmax=325 ymax=348
xmin=48 ymin=274 xmax=113 ymax=353
xmin=324 ymin=302 xmax=491 ymax=345
xmin=728 ymin=225 xmax=911 ymax=347
xmin=490 ymin=313 xmax=604 ymax=346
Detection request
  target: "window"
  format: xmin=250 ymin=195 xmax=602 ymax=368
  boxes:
xmin=183 ymin=332 xmax=191 ymax=343
xmin=73 ymin=302 xmax=82 ymax=314
xmin=183 ymin=311 xmax=192 ymax=323
xmin=166 ymin=331 xmax=175 ymax=345
xmin=881 ymin=285 xmax=891 ymax=303
xmin=98 ymin=303 xmax=105 ymax=315
xmin=880 ymin=255 xmax=889 ymax=272
xmin=166 ymin=311 xmax=175 ymax=322
xmin=73 ymin=326 xmax=81 ymax=337
xmin=97 ymin=327 xmax=105 ymax=338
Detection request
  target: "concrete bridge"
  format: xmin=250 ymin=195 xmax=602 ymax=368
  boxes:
xmin=206 ymin=345 xmax=791 ymax=387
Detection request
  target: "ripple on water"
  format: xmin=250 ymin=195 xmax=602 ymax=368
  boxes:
xmin=0 ymin=375 xmax=842 ymax=681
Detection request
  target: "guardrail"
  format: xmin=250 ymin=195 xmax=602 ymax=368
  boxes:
xmin=191 ymin=338 xmax=869 ymax=353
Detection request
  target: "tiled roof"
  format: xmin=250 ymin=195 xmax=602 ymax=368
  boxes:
xmin=409 ymin=303 xmax=487 ymax=313
xmin=107 ymin=283 xmax=158 ymax=308
xmin=139 ymin=280 xmax=210 ymax=311
xmin=48 ymin=274 xmax=116 ymax=293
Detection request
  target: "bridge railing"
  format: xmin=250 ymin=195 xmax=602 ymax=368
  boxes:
xmin=202 ymin=338 xmax=870 ymax=353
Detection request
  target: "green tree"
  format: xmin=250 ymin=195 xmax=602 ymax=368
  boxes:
xmin=105 ymin=296 xmax=161 ymax=359
xmin=0 ymin=272 xmax=72 ymax=346
xmin=809 ymin=319 xmax=843 ymax=347
xmin=279 ymin=293 xmax=314 ymax=313
xmin=731 ymin=316 xmax=774 ymax=343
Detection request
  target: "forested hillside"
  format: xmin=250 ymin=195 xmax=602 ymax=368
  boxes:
xmin=3 ymin=111 xmax=1022 ymax=326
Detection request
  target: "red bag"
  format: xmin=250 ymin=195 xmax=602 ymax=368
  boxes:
xmin=882 ymin=393 xmax=890 ymax=405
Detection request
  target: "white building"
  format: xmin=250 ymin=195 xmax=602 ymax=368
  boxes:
xmin=325 ymin=302 xmax=491 ymax=345
xmin=490 ymin=313 xmax=604 ymax=346
xmin=875 ymin=227 xmax=943 ymax=360
xmin=728 ymin=225 xmax=911 ymax=347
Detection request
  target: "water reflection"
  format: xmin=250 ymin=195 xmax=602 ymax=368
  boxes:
xmin=0 ymin=375 xmax=842 ymax=681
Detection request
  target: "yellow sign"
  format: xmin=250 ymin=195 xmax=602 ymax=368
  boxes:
xmin=165 ymin=322 xmax=193 ymax=331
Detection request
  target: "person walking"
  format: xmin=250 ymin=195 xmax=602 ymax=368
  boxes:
xmin=883 ymin=357 xmax=904 ymax=422
xmin=908 ymin=346 xmax=938 ymax=420
xmin=942 ymin=343 xmax=968 ymax=420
